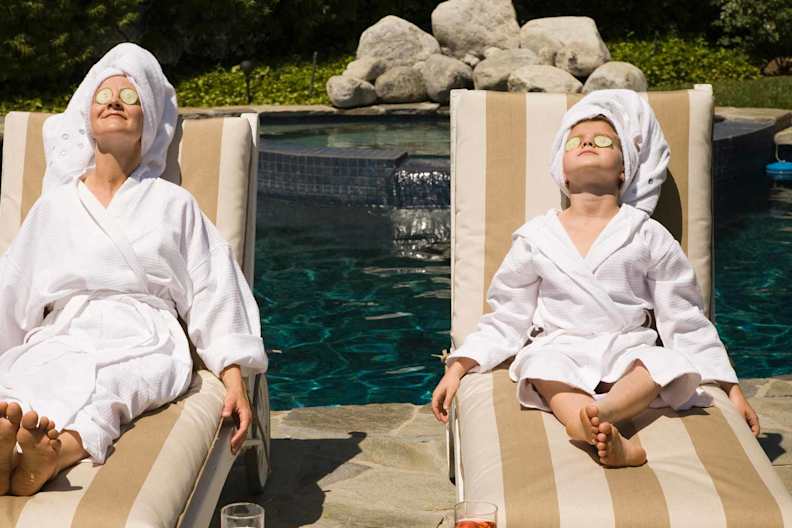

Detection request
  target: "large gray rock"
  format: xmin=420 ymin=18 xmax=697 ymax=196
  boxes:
xmin=375 ymin=67 xmax=428 ymax=103
xmin=508 ymin=65 xmax=583 ymax=93
xmin=520 ymin=17 xmax=610 ymax=77
xmin=343 ymin=57 xmax=387 ymax=82
xmin=357 ymin=16 xmax=440 ymax=69
xmin=326 ymin=76 xmax=377 ymax=108
xmin=473 ymin=48 xmax=547 ymax=91
xmin=583 ymin=61 xmax=648 ymax=93
xmin=431 ymin=0 xmax=520 ymax=59
xmin=420 ymin=54 xmax=473 ymax=104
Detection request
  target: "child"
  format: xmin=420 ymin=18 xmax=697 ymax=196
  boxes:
xmin=431 ymin=89 xmax=759 ymax=468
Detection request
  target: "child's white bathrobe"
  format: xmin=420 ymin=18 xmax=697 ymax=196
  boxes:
xmin=0 ymin=43 xmax=267 ymax=463
xmin=449 ymin=204 xmax=737 ymax=410
xmin=0 ymin=175 xmax=267 ymax=462
xmin=448 ymin=89 xmax=737 ymax=410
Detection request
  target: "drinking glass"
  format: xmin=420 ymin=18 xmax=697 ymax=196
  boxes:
xmin=221 ymin=502 xmax=265 ymax=528
xmin=454 ymin=501 xmax=497 ymax=527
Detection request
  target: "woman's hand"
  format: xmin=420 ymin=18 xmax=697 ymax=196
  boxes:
xmin=220 ymin=364 xmax=252 ymax=454
xmin=721 ymin=382 xmax=760 ymax=437
xmin=431 ymin=358 xmax=478 ymax=423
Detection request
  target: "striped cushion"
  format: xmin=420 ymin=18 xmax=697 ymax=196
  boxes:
xmin=0 ymin=112 xmax=259 ymax=525
xmin=1 ymin=371 xmax=225 ymax=527
xmin=450 ymin=89 xmax=792 ymax=526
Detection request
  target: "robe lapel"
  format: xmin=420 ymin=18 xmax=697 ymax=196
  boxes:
xmin=530 ymin=211 xmax=629 ymax=328
xmin=77 ymin=179 xmax=150 ymax=294
xmin=584 ymin=204 xmax=648 ymax=272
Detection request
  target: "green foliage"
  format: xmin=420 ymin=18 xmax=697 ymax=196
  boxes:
xmin=0 ymin=0 xmax=142 ymax=85
xmin=609 ymin=36 xmax=760 ymax=88
xmin=174 ymin=55 xmax=353 ymax=107
xmin=713 ymin=0 xmax=792 ymax=69
xmin=711 ymin=76 xmax=792 ymax=109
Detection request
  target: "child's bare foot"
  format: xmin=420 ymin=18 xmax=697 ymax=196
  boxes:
xmin=595 ymin=421 xmax=646 ymax=467
xmin=10 ymin=411 xmax=61 ymax=496
xmin=573 ymin=404 xmax=600 ymax=445
xmin=0 ymin=402 xmax=23 ymax=495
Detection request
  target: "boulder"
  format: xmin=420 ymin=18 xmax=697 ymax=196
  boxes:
xmin=507 ymin=65 xmax=582 ymax=93
xmin=483 ymin=47 xmax=504 ymax=59
xmin=375 ymin=67 xmax=428 ymax=103
xmin=473 ymin=48 xmax=547 ymax=91
xmin=357 ymin=16 xmax=440 ymax=69
xmin=462 ymin=53 xmax=480 ymax=68
xmin=519 ymin=17 xmax=610 ymax=77
xmin=582 ymin=61 xmax=648 ymax=93
xmin=343 ymin=57 xmax=387 ymax=83
xmin=420 ymin=54 xmax=473 ymax=104
xmin=431 ymin=0 xmax=520 ymax=59
xmin=326 ymin=76 xmax=377 ymax=108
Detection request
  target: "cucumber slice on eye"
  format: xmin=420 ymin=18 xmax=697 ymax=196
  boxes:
xmin=95 ymin=88 xmax=113 ymax=105
xmin=119 ymin=88 xmax=140 ymax=105
xmin=593 ymin=135 xmax=614 ymax=148
xmin=564 ymin=136 xmax=581 ymax=151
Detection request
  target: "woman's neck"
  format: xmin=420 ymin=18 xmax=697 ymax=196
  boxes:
xmin=84 ymin=145 xmax=141 ymax=206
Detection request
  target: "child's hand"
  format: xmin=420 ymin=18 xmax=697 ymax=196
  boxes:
xmin=722 ymin=383 xmax=760 ymax=437
xmin=431 ymin=358 xmax=478 ymax=423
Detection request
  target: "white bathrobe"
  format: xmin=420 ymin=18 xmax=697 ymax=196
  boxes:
xmin=448 ymin=203 xmax=738 ymax=410
xmin=0 ymin=175 xmax=268 ymax=462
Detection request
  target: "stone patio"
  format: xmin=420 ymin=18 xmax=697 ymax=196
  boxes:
xmin=212 ymin=376 xmax=792 ymax=527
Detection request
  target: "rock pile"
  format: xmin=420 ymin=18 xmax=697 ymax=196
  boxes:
xmin=327 ymin=1 xmax=648 ymax=108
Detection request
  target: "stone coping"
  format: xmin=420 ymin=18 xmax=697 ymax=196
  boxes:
xmin=212 ymin=375 xmax=792 ymax=527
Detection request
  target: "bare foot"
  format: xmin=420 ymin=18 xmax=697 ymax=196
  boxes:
xmin=595 ymin=421 xmax=646 ymax=467
xmin=0 ymin=402 xmax=23 ymax=495
xmin=11 ymin=411 xmax=61 ymax=496
xmin=572 ymin=404 xmax=600 ymax=445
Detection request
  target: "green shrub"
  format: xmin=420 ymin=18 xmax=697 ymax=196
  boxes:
xmin=609 ymin=36 xmax=761 ymax=88
xmin=175 ymin=55 xmax=353 ymax=107
xmin=713 ymin=0 xmax=792 ymax=72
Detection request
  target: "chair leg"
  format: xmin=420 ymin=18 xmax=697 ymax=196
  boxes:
xmin=244 ymin=373 xmax=271 ymax=495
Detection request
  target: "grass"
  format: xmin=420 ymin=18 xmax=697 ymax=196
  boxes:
xmin=656 ymin=76 xmax=792 ymax=109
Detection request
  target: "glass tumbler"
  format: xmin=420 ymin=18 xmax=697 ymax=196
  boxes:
xmin=454 ymin=500 xmax=497 ymax=527
xmin=221 ymin=502 xmax=265 ymax=528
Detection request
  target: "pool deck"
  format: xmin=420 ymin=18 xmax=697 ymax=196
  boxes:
xmin=212 ymin=375 xmax=792 ymax=527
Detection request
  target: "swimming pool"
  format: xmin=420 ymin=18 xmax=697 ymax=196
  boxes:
xmin=257 ymin=120 xmax=792 ymax=410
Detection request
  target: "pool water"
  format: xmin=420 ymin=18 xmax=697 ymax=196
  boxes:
xmin=261 ymin=118 xmax=450 ymax=158
xmin=713 ymin=186 xmax=792 ymax=378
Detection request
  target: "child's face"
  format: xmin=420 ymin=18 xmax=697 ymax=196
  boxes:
xmin=562 ymin=119 xmax=624 ymax=195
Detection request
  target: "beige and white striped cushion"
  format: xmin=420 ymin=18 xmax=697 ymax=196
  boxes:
xmin=0 ymin=112 xmax=258 ymax=526
xmin=450 ymin=89 xmax=792 ymax=527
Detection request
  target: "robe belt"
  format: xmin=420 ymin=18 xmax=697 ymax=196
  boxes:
xmin=527 ymin=308 xmax=653 ymax=341
xmin=48 ymin=290 xmax=177 ymax=326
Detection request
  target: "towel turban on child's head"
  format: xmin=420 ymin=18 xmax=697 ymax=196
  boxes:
xmin=549 ymin=89 xmax=670 ymax=215
xmin=42 ymin=43 xmax=178 ymax=192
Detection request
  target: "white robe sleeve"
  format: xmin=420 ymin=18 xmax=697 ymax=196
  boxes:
xmin=179 ymin=200 xmax=268 ymax=378
xmin=647 ymin=234 xmax=738 ymax=384
xmin=0 ymin=255 xmax=29 ymax=353
xmin=447 ymin=236 xmax=540 ymax=373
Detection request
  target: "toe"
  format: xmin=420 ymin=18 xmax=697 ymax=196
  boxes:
xmin=51 ymin=438 xmax=62 ymax=451
xmin=6 ymin=404 xmax=22 ymax=426
xmin=0 ymin=402 xmax=7 ymax=416
xmin=596 ymin=432 xmax=607 ymax=442
xmin=598 ymin=422 xmax=611 ymax=435
xmin=597 ymin=442 xmax=606 ymax=450
xmin=38 ymin=416 xmax=50 ymax=431
xmin=47 ymin=429 xmax=59 ymax=440
xmin=21 ymin=411 xmax=38 ymax=430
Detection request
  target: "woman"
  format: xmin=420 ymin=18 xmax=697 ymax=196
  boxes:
xmin=0 ymin=43 xmax=268 ymax=496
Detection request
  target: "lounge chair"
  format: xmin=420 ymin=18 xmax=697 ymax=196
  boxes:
xmin=447 ymin=86 xmax=792 ymax=526
xmin=0 ymin=112 xmax=270 ymax=527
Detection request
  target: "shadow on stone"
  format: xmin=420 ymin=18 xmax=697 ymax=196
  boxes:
xmin=260 ymin=432 xmax=367 ymax=527
xmin=758 ymin=432 xmax=786 ymax=463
